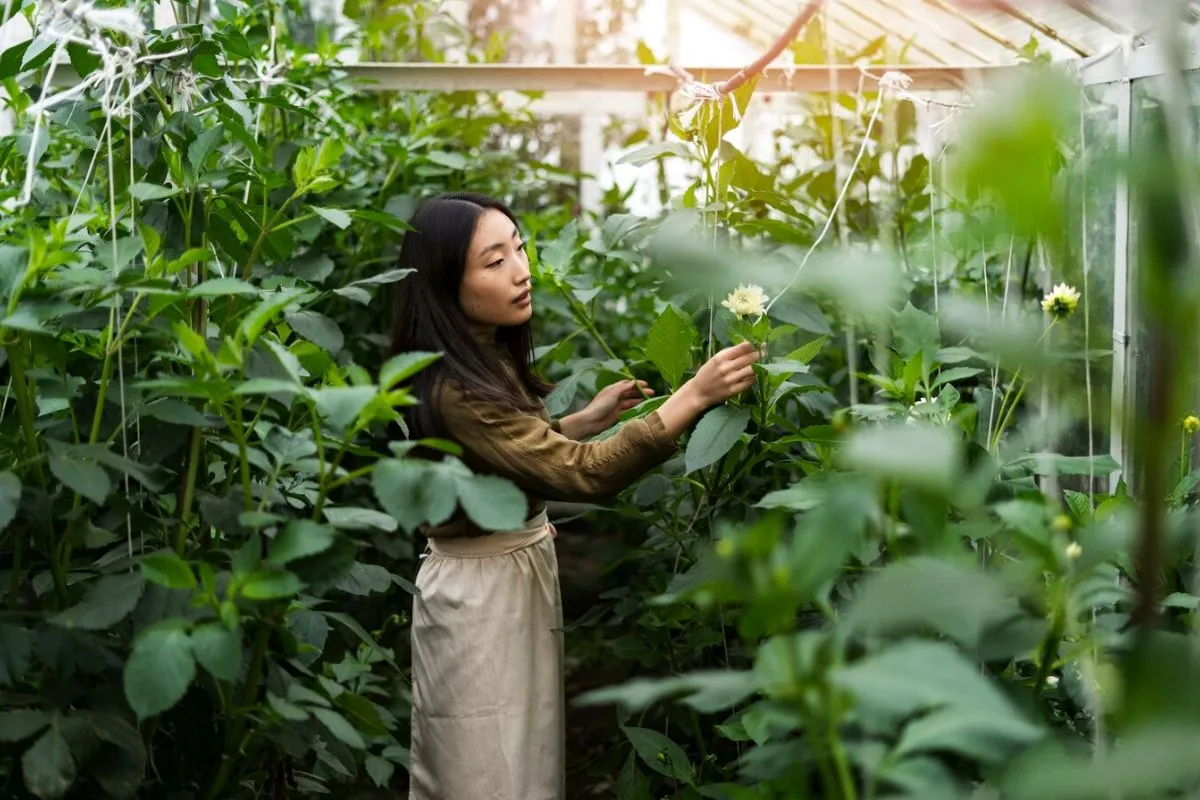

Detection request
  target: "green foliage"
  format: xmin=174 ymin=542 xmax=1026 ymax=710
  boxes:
xmin=0 ymin=3 xmax=1196 ymax=799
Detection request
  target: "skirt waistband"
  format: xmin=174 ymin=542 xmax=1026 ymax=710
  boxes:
xmin=425 ymin=510 xmax=554 ymax=559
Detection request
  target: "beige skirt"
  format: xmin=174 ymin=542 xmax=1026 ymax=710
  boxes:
xmin=408 ymin=511 xmax=565 ymax=800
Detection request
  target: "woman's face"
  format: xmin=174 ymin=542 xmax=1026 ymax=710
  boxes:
xmin=458 ymin=208 xmax=533 ymax=329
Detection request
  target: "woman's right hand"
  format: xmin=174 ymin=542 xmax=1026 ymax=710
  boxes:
xmin=687 ymin=341 xmax=762 ymax=407
xmin=657 ymin=342 xmax=762 ymax=439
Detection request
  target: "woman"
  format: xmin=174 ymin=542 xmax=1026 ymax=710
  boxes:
xmin=390 ymin=192 xmax=760 ymax=800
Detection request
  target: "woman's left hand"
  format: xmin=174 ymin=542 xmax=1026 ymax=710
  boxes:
xmin=560 ymin=380 xmax=654 ymax=439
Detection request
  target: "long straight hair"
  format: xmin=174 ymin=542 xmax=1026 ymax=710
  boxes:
xmin=389 ymin=192 xmax=552 ymax=440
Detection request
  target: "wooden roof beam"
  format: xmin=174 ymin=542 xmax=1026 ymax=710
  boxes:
xmin=336 ymin=62 xmax=1008 ymax=93
xmin=984 ymin=0 xmax=1091 ymax=56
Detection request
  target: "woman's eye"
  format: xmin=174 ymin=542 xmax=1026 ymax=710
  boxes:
xmin=517 ymin=241 xmax=527 ymax=252
xmin=487 ymin=258 xmax=503 ymax=269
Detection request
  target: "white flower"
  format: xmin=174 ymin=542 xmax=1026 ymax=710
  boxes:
xmin=722 ymin=284 xmax=769 ymax=319
xmin=1041 ymin=283 xmax=1080 ymax=321
xmin=1046 ymin=675 xmax=1060 ymax=687
xmin=1065 ymin=542 xmax=1082 ymax=560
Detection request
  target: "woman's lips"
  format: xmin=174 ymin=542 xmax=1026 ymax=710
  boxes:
xmin=513 ymin=290 xmax=531 ymax=307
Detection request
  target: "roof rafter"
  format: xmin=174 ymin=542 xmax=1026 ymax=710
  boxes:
xmin=834 ymin=1 xmax=953 ymax=64
xmin=920 ymin=0 xmax=1022 ymax=53
xmin=984 ymin=0 xmax=1091 ymax=56
xmin=869 ymin=0 xmax=996 ymax=64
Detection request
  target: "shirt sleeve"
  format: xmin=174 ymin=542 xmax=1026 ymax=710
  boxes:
xmin=436 ymin=383 xmax=678 ymax=503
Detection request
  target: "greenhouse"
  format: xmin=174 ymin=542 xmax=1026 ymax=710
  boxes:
xmin=3 ymin=0 xmax=1200 ymax=798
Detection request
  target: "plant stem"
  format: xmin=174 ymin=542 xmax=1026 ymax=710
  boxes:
xmin=205 ymin=621 xmax=271 ymax=800
xmin=176 ymin=427 xmax=203 ymax=554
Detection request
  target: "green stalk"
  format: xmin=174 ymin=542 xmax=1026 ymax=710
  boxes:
xmin=205 ymin=621 xmax=271 ymax=800
xmin=239 ymin=191 xmax=299 ymax=281
xmin=176 ymin=427 xmax=203 ymax=554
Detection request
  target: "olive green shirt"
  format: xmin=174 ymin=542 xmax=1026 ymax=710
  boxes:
xmin=422 ymin=344 xmax=678 ymax=539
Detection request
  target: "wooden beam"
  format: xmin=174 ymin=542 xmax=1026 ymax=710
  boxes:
xmin=985 ymin=0 xmax=1091 ymax=56
xmin=337 ymin=61 xmax=1012 ymax=93
xmin=921 ymin=0 xmax=1022 ymax=53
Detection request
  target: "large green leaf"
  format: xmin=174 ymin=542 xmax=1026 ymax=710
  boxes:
xmin=893 ymin=302 xmax=941 ymax=363
xmin=380 ymin=351 xmax=441 ymax=390
xmin=311 ymin=707 xmax=366 ymax=749
xmin=138 ymin=552 xmax=196 ymax=590
xmin=644 ymin=304 xmax=697 ymax=389
xmin=240 ymin=571 xmax=303 ymax=600
xmin=123 ymin=625 xmax=196 ymax=721
xmin=453 ymin=473 xmax=527 ymax=532
xmin=0 ymin=709 xmax=51 ymax=742
xmin=190 ymin=622 xmax=243 ymax=683
xmin=841 ymin=424 xmax=959 ymax=494
xmin=621 ymin=725 xmax=694 ymax=784
xmin=285 ymin=309 xmax=344 ymax=355
xmin=895 ymin=707 xmax=1043 ymax=763
xmin=49 ymin=573 xmax=146 ymax=631
xmin=48 ymin=453 xmax=111 ymax=505
xmin=843 ymin=557 xmax=1018 ymax=650
xmin=309 ymin=386 xmax=375 ymax=431
xmin=834 ymin=640 xmax=1016 ymax=726
xmin=685 ymin=407 xmax=750 ymax=474
xmin=268 ymin=520 xmax=335 ymax=565
xmin=372 ymin=459 xmax=457 ymax=533
xmin=22 ymin=722 xmax=76 ymax=799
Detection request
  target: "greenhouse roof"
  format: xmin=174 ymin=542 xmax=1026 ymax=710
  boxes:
xmin=695 ymin=0 xmax=1195 ymax=65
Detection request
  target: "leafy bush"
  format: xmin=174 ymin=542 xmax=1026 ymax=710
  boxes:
xmin=3 ymin=2 xmax=1200 ymax=800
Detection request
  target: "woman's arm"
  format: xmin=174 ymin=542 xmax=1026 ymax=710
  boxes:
xmin=439 ymin=342 xmax=761 ymax=503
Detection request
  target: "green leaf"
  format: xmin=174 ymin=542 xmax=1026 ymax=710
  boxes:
xmin=0 ymin=470 xmax=20 ymax=531
xmin=842 ymin=424 xmax=959 ymax=494
xmin=188 ymin=277 xmax=258 ymax=297
xmin=0 ymin=709 xmax=50 ymax=742
xmin=380 ymin=351 xmax=441 ymax=389
xmin=49 ymin=572 xmax=146 ymax=630
xmin=238 ymin=288 xmax=311 ymax=346
xmin=49 ymin=453 xmax=111 ymax=505
xmin=454 ymin=473 xmax=527 ymax=531
xmin=66 ymin=41 xmax=101 ymax=78
xmin=309 ymin=386 xmax=375 ymax=431
xmin=932 ymin=366 xmax=983 ymax=388
xmin=128 ymin=182 xmax=178 ymax=201
xmin=350 ymin=268 xmax=413 ymax=286
xmin=123 ymin=625 xmax=196 ymax=721
xmin=311 ymin=707 xmax=366 ymax=749
xmin=187 ymin=124 xmax=224 ymax=172
xmin=0 ymin=623 xmax=33 ymax=686
xmin=139 ymin=552 xmax=197 ymax=590
xmin=844 ymin=557 xmax=1017 ymax=651
xmin=22 ymin=723 xmax=76 ymax=799
xmin=834 ymin=640 xmax=1016 ymax=726
xmin=366 ymin=755 xmax=395 ymax=787
xmin=685 ymin=407 xmax=750 ymax=474
xmin=285 ymin=309 xmax=344 ymax=354
xmin=323 ymin=507 xmax=397 ymax=532
xmin=617 ymin=141 xmax=694 ymax=167
xmin=621 ymin=725 xmax=694 ymax=784
xmin=893 ymin=301 xmax=941 ymax=362
xmin=895 ymin=707 xmax=1043 ymax=763
xmin=269 ymin=520 xmax=335 ymax=565
xmin=644 ymin=304 xmax=697 ymax=389
xmin=190 ymin=622 xmax=243 ymax=683
xmin=241 ymin=571 xmax=303 ymax=601
xmin=579 ymin=670 xmax=756 ymax=715
xmin=312 ymin=206 xmax=352 ymax=229
xmin=372 ymin=459 xmax=457 ymax=534
xmin=789 ymin=336 xmax=827 ymax=365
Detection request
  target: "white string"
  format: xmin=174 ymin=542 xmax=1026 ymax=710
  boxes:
xmin=763 ymin=73 xmax=905 ymax=315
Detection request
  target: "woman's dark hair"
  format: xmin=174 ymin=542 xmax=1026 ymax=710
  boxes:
xmin=390 ymin=191 xmax=552 ymax=440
